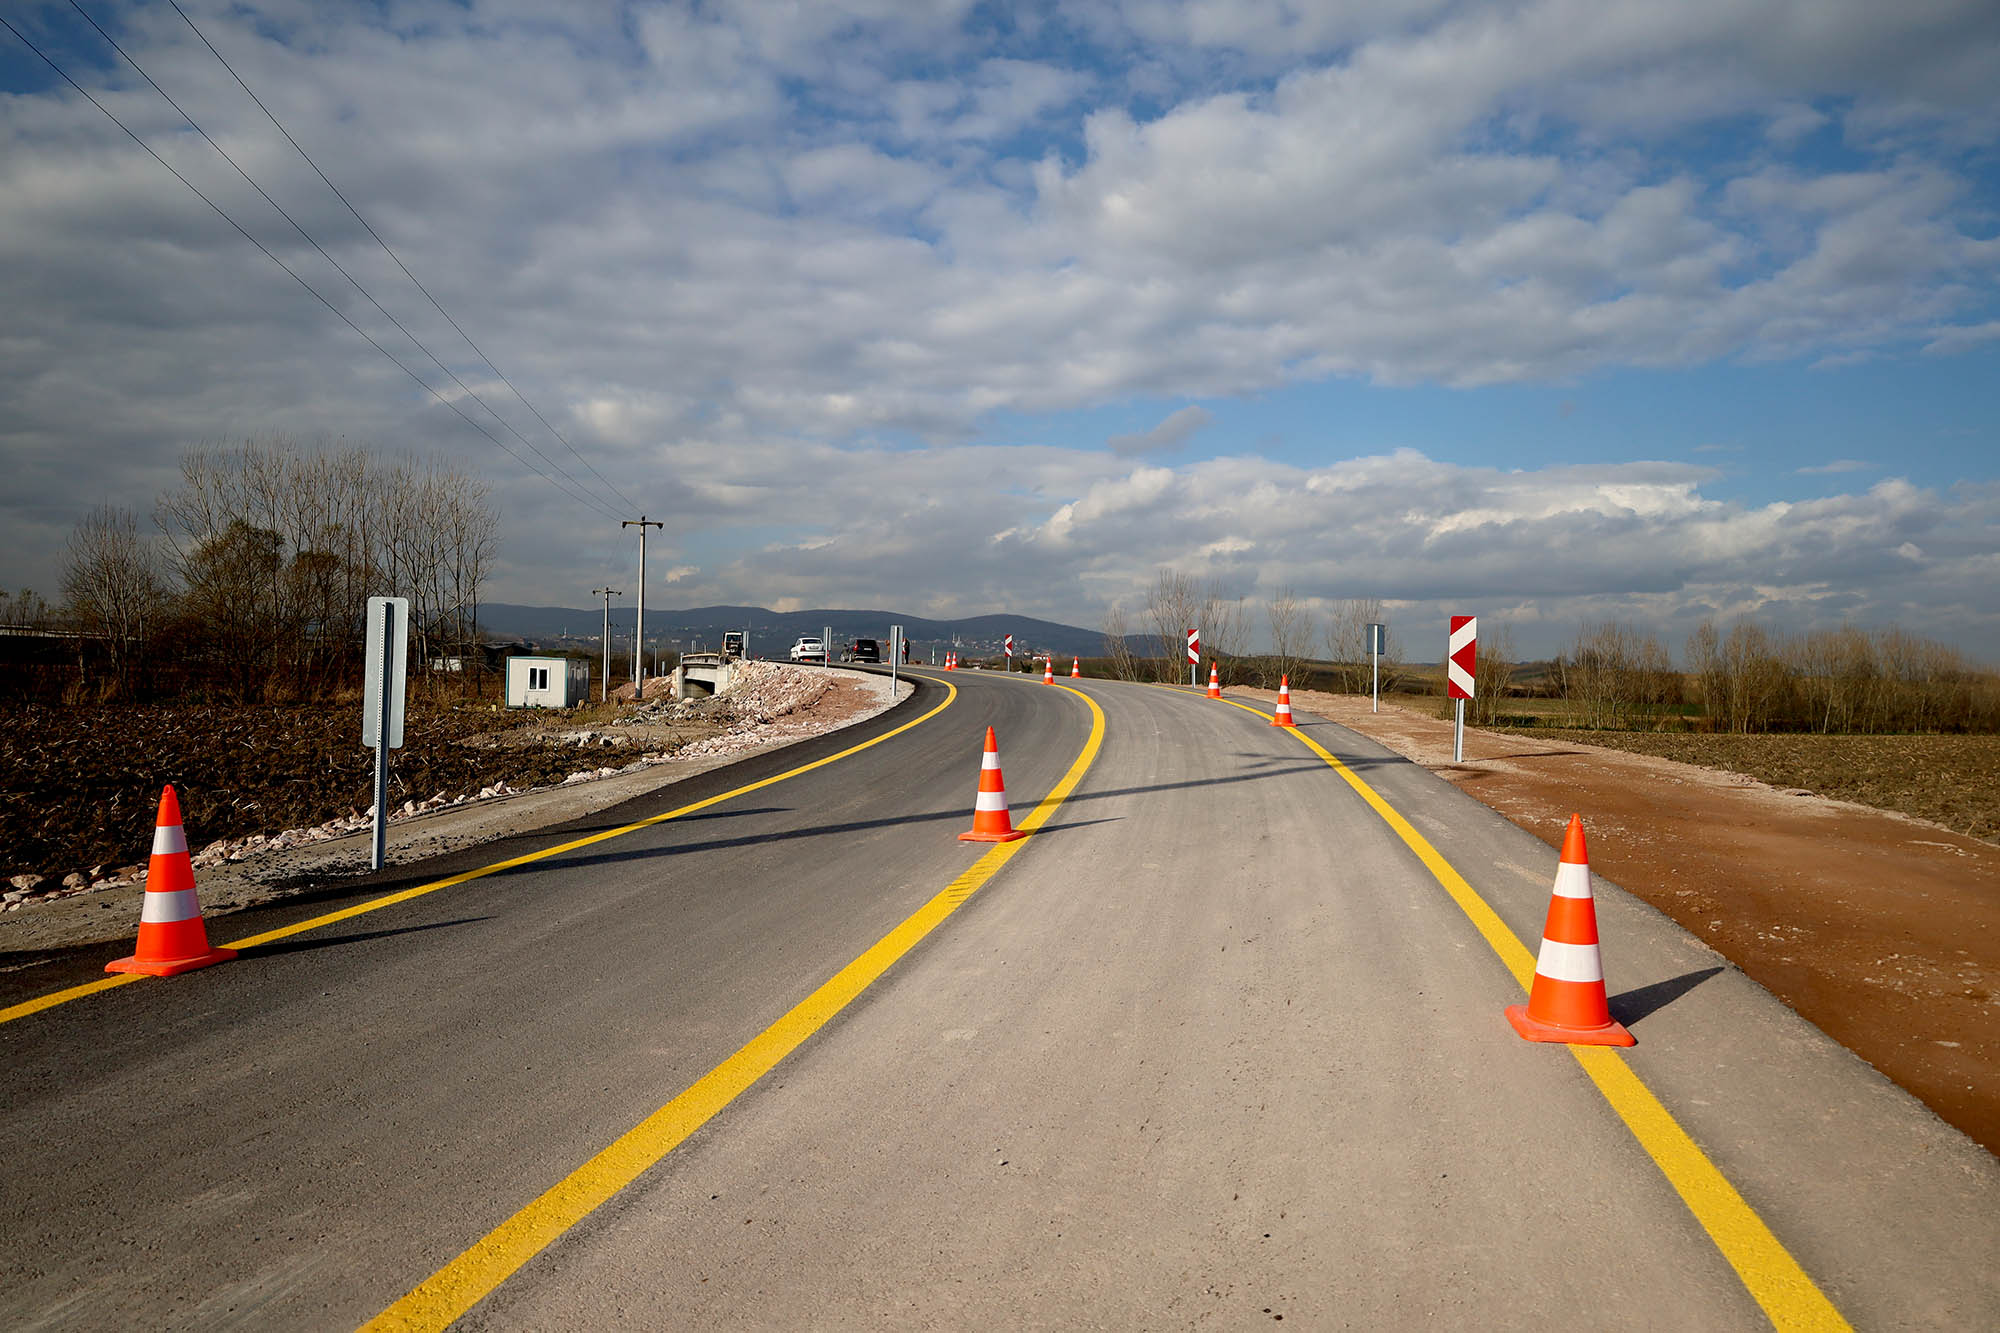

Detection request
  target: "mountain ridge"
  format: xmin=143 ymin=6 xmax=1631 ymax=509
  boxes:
xmin=477 ymin=603 xmax=1114 ymax=657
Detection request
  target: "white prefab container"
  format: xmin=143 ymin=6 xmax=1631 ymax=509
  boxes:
xmin=505 ymin=655 xmax=591 ymax=708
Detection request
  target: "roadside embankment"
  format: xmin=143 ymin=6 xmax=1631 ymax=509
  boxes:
xmin=1 ymin=665 xmax=909 ymax=956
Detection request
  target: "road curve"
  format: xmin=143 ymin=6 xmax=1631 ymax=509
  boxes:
xmin=454 ymin=675 xmax=2000 ymax=1330
xmin=0 ymin=670 xmax=1085 ymax=1326
xmin=1 ymin=669 xmax=1996 ymax=1330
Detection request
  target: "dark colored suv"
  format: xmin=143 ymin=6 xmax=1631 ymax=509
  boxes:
xmin=848 ymin=638 xmax=882 ymax=664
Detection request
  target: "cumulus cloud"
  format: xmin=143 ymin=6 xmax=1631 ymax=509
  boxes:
xmin=610 ymin=441 xmax=2000 ymax=658
xmin=1 ymin=0 xmax=1996 ymax=657
xmin=1106 ymin=405 xmax=1212 ymax=456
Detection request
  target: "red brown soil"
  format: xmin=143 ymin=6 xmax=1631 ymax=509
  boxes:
xmin=1262 ymin=687 xmax=2000 ymax=1156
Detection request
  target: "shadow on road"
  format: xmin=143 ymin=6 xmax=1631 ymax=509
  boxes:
xmin=1608 ymin=966 xmax=1726 ymax=1027
xmin=239 ymin=916 xmax=494 ymax=958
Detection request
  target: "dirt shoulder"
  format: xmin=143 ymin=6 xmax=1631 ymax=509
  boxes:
xmin=1 ymin=665 xmax=908 ymax=962
xmin=1254 ymin=686 xmax=2000 ymax=1157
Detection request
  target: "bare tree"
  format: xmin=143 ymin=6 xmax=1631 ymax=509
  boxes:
xmin=156 ymin=434 xmax=499 ymax=700
xmin=1145 ymin=569 xmax=1251 ymax=683
xmin=1101 ymin=601 xmax=1140 ymax=681
xmin=1470 ymin=625 xmax=1516 ymax=726
xmin=1324 ymin=597 xmax=1386 ymax=693
xmin=60 ymin=505 xmax=166 ymax=696
xmin=1144 ymin=569 xmax=1203 ymax=683
xmin=1266 ymin=586 xmax=1313 ymax=689
xmin=0 ymin=587 xmax=55 ymax=628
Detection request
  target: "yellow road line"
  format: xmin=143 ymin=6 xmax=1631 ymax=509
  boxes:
xmin=0 ymin=679 xmax=958 ymax=1029
xmin=0 ymin=973 xmax=144 ymax=1025
xmin=1214 ymin=693 xmax=1848 ymax=1331
xmin=363 ymin=684 xmax=1105 ymax=1332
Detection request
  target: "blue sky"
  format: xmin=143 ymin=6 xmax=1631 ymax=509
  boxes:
xmin=2 ymin=1 xmax=1997 ymax=660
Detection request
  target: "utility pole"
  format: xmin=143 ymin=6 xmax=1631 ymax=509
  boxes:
xmin=591 ymin=587 xmax=622 ymax=701
xmin=622 ymin=516 xmax=662 ymax=699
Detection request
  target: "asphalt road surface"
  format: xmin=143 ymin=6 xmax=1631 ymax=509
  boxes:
xmin=2 ymin=669 xmax=1996 ymax=1330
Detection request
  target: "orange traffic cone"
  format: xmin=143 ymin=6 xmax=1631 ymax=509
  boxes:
xmin=1270 ymin=675 xmax=1297 ymax=727
xmin=959 ymin=726 xmax=1027 ymax=843
xmin=106 ymin=785 xmax=237 ymax=977
xmin=1206 ymin=661 xmax=1222 ymax=699
xmin=1071 ymin=658 xmax=1081 ymax=678
xmin=1505 ymin=815 xmax=1634 ymax=1047
xmin=944 ymin=652 xmax=955 ymax=671
xmin=1043 ymin=658 xmax=1055 ymax=684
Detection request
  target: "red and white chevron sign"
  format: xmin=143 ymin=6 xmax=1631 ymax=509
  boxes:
xmin=1447 ymin=616 xmax=1477 ymax=699
xmin=1187 ymin=628 xmax=1200 ymax=664
xmin=1004 ymin=633 xmax=1014 ymax=656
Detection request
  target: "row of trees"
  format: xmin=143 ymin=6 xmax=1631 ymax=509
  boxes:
xmin=1560 ymin=619 xmax=1999 ymax=734
xmin=1089 ymin=570 xmax=1994 ymax=735
xmin=38 ymin=436 xmax=498 ymax=701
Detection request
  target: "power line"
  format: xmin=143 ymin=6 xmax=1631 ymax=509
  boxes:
xmin=165 ymin=0 xmax=645 ymax=514
xmin=0 ymin=13 xmax=621 ymax=522
xmin=60 ymin=1 xmax=628 ymax=522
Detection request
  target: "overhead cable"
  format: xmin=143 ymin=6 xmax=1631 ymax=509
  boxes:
xmin=61 ymin=1 xmax=627 ymax=522
xmin=1 ymin=14 xmax=623 ymax=522
xmin=166 ymin=0 xmax=644 ymax=513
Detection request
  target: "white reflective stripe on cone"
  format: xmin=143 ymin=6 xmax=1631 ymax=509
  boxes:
xmin=152 ymin=823 xmax=189 ymax=857
xmin=982 ymin=752 xmax=1001 ymax=770
xmin=140 ymin=889 xmax=201 ymax=924
xmin=974 ymin=790 xmax=1010 ymax=812
xmin=1534 ymin=938 xmax=1604 ymax=984
xmin=1552 ymin=861 xmax=1593 ymax=899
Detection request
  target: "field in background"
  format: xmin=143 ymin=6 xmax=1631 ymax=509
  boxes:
xmin=1494 ymin=728 xmax=2000 ymax=843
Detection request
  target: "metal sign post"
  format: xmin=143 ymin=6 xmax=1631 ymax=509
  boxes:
xmin=1368 ymin=622 xmax=1386 ymax=713
xmin=1447 ymin=615 xmax=1477 ymax=764
xmin=823 ymin=624 xmax=833 ymax=666
xmin=889 ymin=624 xmax=902 ymax=693
xmin=362 ymin=596 xmax=410 ymax=870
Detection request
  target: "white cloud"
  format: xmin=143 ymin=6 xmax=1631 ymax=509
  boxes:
xmin=1 ymin=0 xmax=1997 ymax=659
xmin=1923 ymin=320 xmax=2000 ymax=355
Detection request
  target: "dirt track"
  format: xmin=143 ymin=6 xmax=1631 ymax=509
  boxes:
xmin=1262 ymin=687 xmax=2000 ymax=1156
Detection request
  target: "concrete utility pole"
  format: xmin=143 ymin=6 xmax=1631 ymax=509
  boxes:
xmin=621 ymin=516 xmax=662 ymax=698
xmin=591 ymin=587 xmax=622 ymax=701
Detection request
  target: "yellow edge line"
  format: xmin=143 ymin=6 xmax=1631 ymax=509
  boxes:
xmin=0 ymin=677 xmax=960 ymax=1029
xmin=1214 ymin=692 xmax=1848 ymax=1333
xmin=0 ymin=972 xmax=146 ymax=1024
xmin=362 ymin=684 xmax=1106 ymax=1332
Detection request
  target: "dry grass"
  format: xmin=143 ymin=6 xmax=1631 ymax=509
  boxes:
xmin=1498 ymin=727 xmax=2000 ymax=843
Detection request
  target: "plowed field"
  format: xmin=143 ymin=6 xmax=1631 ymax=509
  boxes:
xmin=0 ymin=701 xmax=651 ymax=884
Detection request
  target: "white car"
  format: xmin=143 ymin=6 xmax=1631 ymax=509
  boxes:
xmin=788 ymin=636 xmax=826 ymax=663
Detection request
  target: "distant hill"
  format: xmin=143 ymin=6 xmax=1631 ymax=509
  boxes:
xmin=477 ymin=603 xmax=1114 ymax=658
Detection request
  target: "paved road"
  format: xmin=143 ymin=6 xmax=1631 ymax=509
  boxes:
xmin=2 ymin=669 xmax=1996 ymax=1329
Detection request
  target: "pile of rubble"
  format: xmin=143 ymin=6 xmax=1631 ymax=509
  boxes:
xmin=666 ymin=661 xmax=841 ymax=762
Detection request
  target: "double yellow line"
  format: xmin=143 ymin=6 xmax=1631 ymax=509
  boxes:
xmin=1214 ymin=692 xmax=1848 ymax=1332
